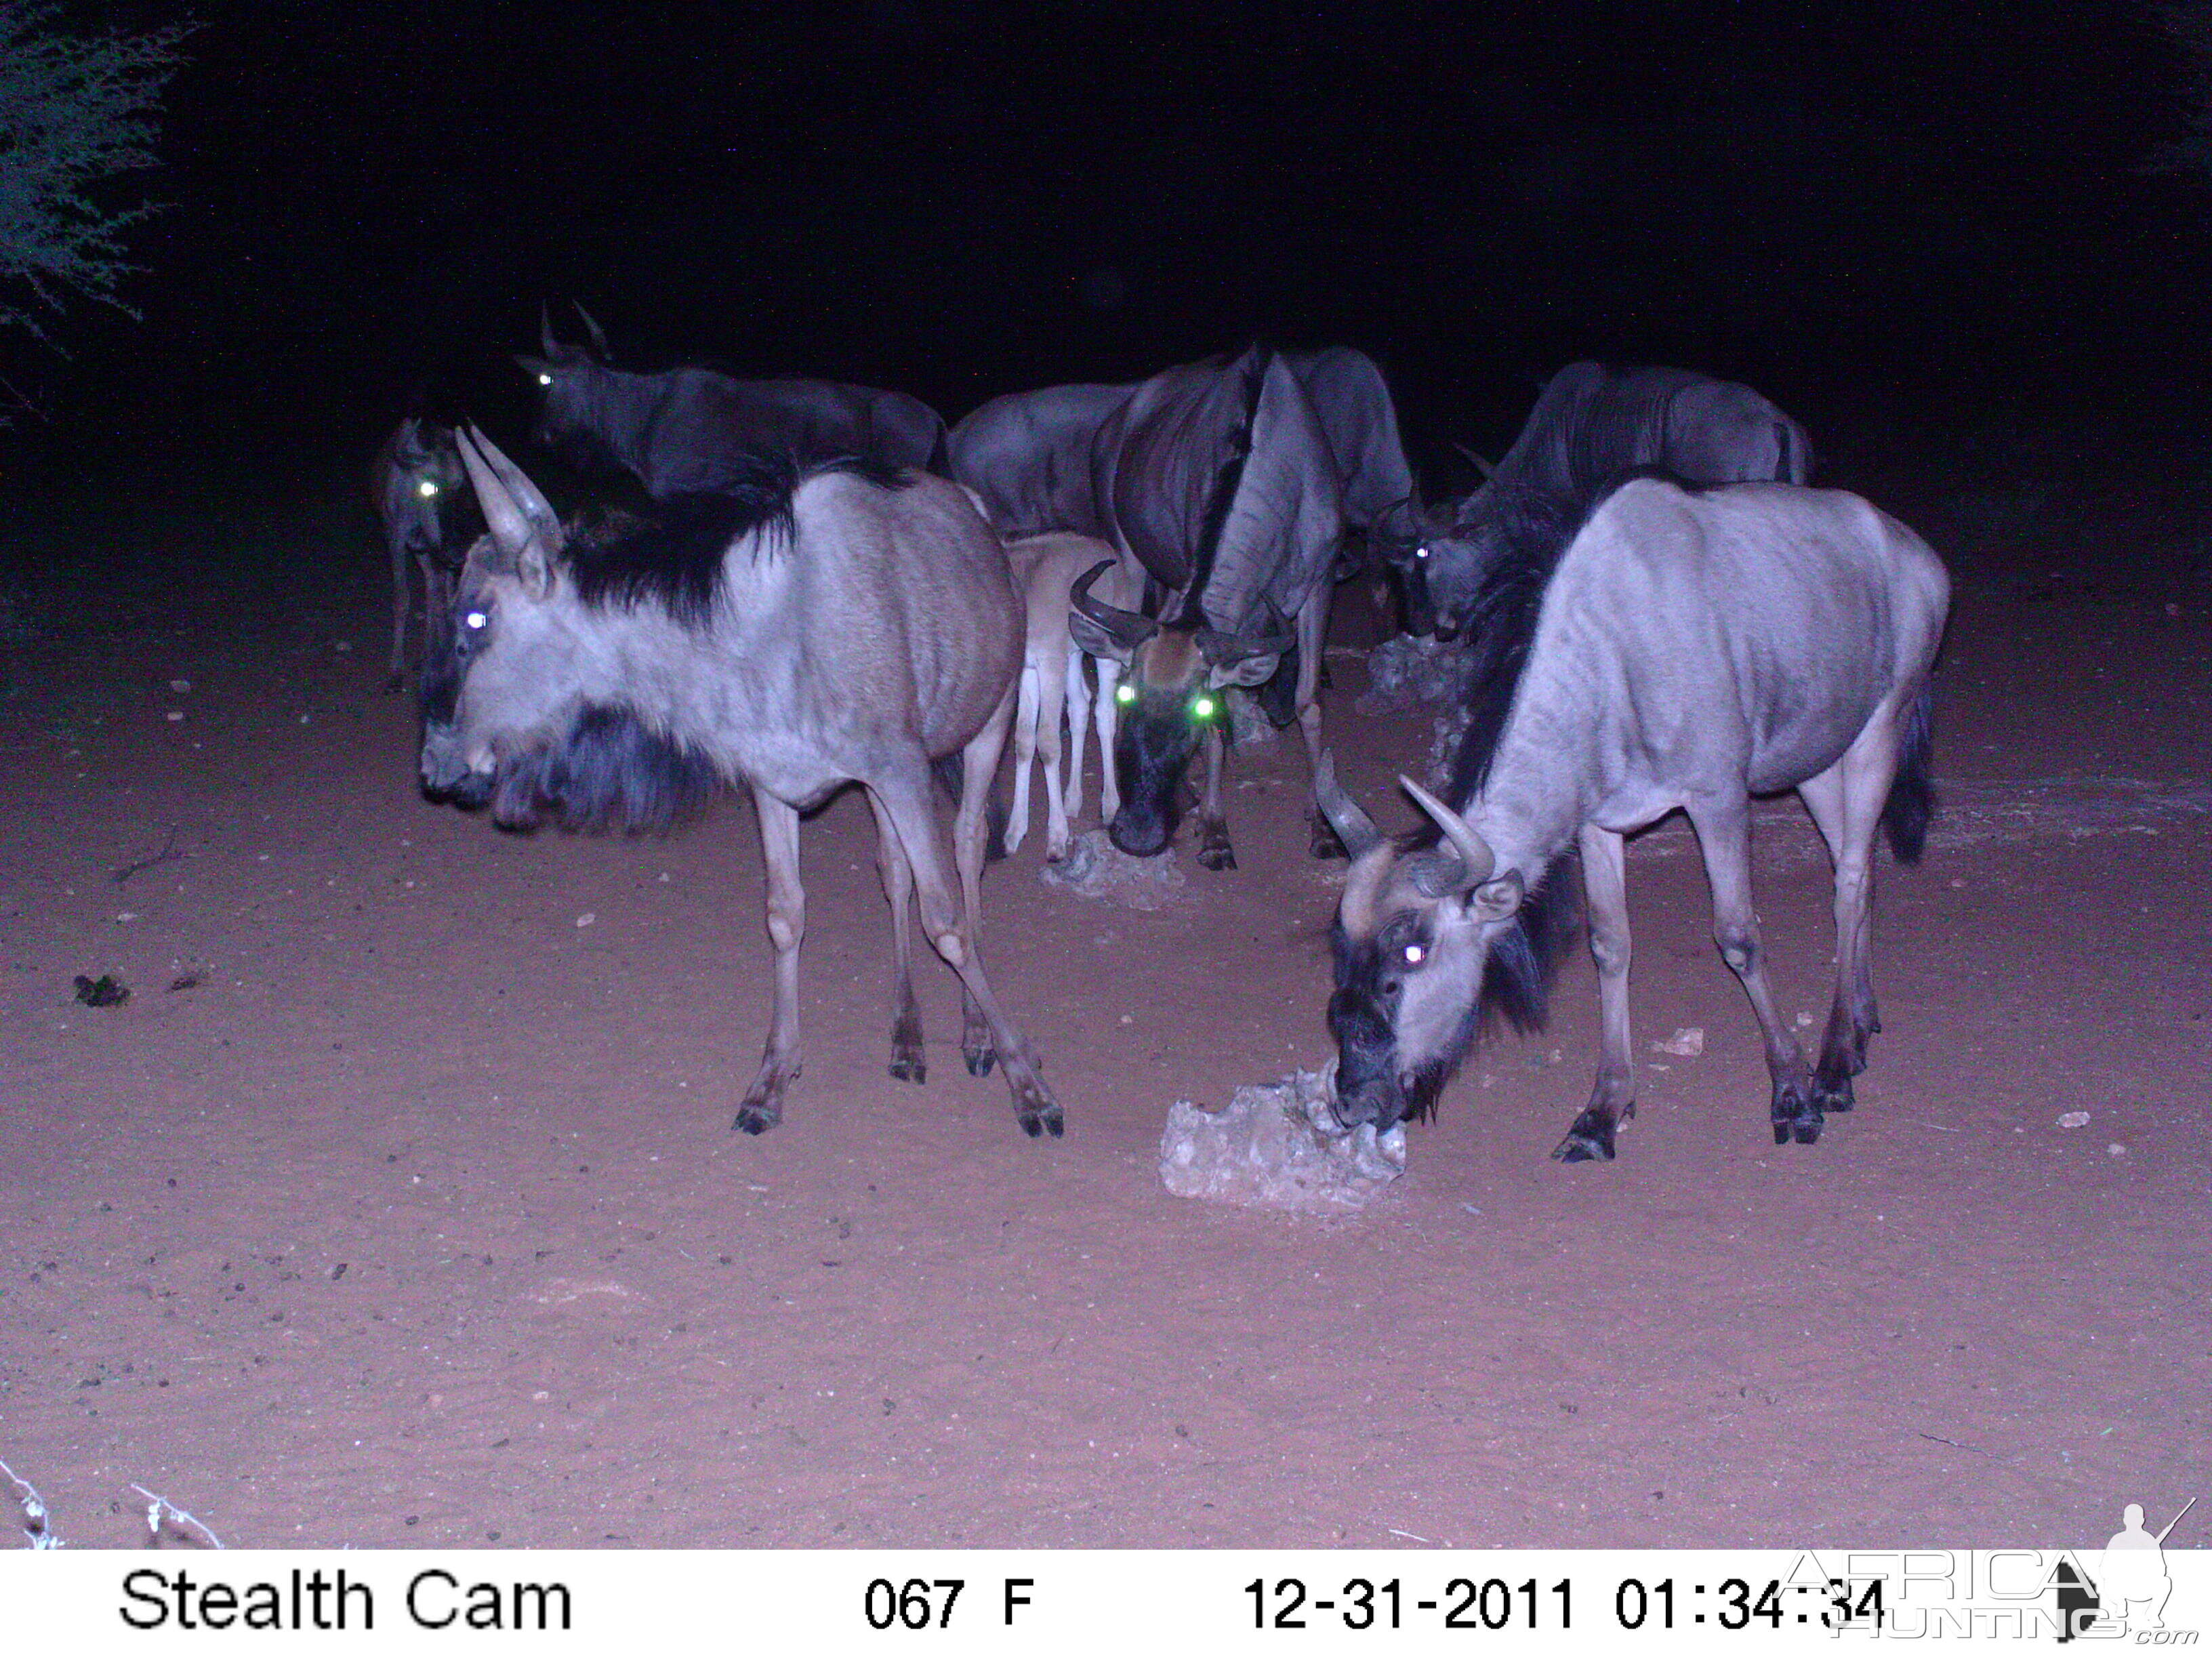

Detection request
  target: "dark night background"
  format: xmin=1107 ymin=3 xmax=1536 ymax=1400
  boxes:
xmin=7 ymin=0 xmax=2211 ymax=500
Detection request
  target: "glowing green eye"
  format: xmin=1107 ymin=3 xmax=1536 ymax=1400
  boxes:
xmin=416 ymin=479 xmax=438 ymax=499
xmin=1191 ymin=695 xmax=1216 ymax=719
xmin=1114 ymin=684 xmax=1136 ymax=705
xmin=538 ymin=373 xmax=552 ymax=387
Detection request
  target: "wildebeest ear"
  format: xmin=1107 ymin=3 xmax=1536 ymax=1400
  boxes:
xmin=1068 ymin=608 xmax=1136 ymax=665
xmin=1465 ymin=869 xmax=1524 ymax=923
xmin=516 ymin=537 xmax=554 ymax=600
xmin=1206 ymin=653 xmax=1280 ymax=689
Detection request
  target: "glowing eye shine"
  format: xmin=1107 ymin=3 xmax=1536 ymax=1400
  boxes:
xmin=1403 ymin=943 xmax=1426 ymax=966
xmin=1414 ymin=544 xmax=1431 ymax=560
xmin=464 ymin=611 xmax=488 ymax=631
xmin=1115 ymin=683 xmax=1136 ymax=705
xmin=538 ymin=373 xmax=552 ymax=386
xmin=416 ymin=478 xmax=438 ymax=499
xmin=1191 ymin=695 xmax=1216 ymax=719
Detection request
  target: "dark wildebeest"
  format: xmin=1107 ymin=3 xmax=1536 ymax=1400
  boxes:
xmin=947 ymin=382 xmax=1134 ymax=537
xmin=518 ymin=304 xmax=950 ymax=496
xmin=1065 ymin=346 xmax=1346 ymax=869
xmin=1318 ymin=474 xmax=1948 ymax=1161
xmin=1282 ymin=347 xmax=1427 ymax=627
xmin=371 ymin=416 xmax=479 ymax=691
xmin=1401 ymin=362 xmax=1812 ymax=640
xmin=418 ymin=428 xmax=1060 ymax=1139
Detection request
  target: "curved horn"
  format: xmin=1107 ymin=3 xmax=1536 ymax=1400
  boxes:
xmin=1454 ymin=443 xmax=1498 ymax=480
xmin=1313 ymin=751 xmax=1381 ymax=861
xmin=1070 ymin=559 xmax=1157 ymax=653
xmin=1399 ymin=773 xmax=1494 ymax=894
xmin=457 ymin=426 xmax=564 ymax=556
xmin=539 ymin=300 xmax=558 ymax=356
xmin=1195 ymin=594 xmax=1295 ymax=668
xmin=572 ymin=300 xmax=610 ymax=361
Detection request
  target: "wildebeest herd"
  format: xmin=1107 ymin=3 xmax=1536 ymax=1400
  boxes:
xmin=382 ymin=307 xmax=1949 ymax=1163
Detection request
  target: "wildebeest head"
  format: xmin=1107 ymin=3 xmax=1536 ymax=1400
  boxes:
xmin=1066 ymin=561 xmax=1290 ymax=857
xmin=513 ymin=301 xmax=615 ymax=462
xmin=385 ymin=416 xmax=466 ymax=511
xmin=1317 ymin=758 xmax=1532 ymax=1129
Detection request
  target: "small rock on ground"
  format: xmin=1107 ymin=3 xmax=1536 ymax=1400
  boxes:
xmin=1160 ymin=1063 xmax=1407 ymax=1213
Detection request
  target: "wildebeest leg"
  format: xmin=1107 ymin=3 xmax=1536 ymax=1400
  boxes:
xmin=954 ymin=689 xmax=1018 ymax=1076
xmin=1798 ymin=717 xmax=1902 ymax=1116
xmin=386 ymin=538 xmax=412 ymax=691
xmin=735 ymin=788 xmax=806 ymax=1134
xmin=1195 ymin=724 xmax=1235 ymax=871
xmin=1094 ymin=659 xmax=1124 ymax=821
xmin=1038 ymin=641 xmax=1071 ymax=861
xmin=1005 ymin=659 xmax=1040 ymax=857
xmin=869 ymin=765 xmax=1063 ymax=1139
xmin=1062 ymin=646 xmax=1090 ymax=830
xmin=1294 ymin=584 xmax=1345 ymax=859
xmin=1685 ymin=797 xmax=1822 ymax=1145
xmin=865 ymin=792 xmax=927 ymax=1085
xmin=1555 ymin=825 xmax=1637 ymax=1162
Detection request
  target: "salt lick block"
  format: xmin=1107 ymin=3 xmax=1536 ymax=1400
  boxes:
xmin=1160 ymin=1064 xmax=1408 ymax=1214
xmin=1039 ymin=828 xmax=1189 ymax=911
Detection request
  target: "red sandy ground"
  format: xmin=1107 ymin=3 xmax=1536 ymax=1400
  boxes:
xmin=1 ymin=455 xmax=2205 ymax=1551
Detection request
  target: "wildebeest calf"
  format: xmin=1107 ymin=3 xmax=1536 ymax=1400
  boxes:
xmin=419 ymin=428 xmax=1061 ymax=1138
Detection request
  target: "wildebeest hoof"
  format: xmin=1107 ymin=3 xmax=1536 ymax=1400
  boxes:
xmin=1551 ymin=1106 xmax=1618 ymax=1162
xmin=1017 ymin=1099 xmax=1065 ymax=1139
xmin=1769 ymin=1082 xmax=1823 ymax=1146
xmin=888 ymin=1052 xmax=926 ymax=1085
xmin=1813 ymin=1072 xmax=1856 ymax=1115
xmin=964 ymin=1046 xmax=997 ymax=1078
xmin=733 ymin=1099 xmax=782 ymax=1135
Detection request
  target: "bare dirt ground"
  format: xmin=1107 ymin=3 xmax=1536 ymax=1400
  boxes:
xmin=1 ymin=443 xmax=2206 ymax=1551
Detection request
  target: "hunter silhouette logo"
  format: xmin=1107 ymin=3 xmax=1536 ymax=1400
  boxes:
xmin=2056 ymin=1496 xmax=2197 ymax=1641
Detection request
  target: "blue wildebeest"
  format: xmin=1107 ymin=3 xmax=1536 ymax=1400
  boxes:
xmin=1402 ymin=362 xmax=1812 ymax=640
xmin=1283 ymin=348 xmax=1427 ymax=630
xmin=371 ymin=416 xmax=479 ymax=691
xmin=1066 ymin=346 xmax=1346 ymax=869
xmin=418 ymin=428 xmax=1061 ymax=1139
xmin=948 ymin=382 xmax=1134 ymax=537
xmin=518 ymin=304 xmax=950 ymax=496
xmin=1317 ymin=474 xmax=1948 ymax=1161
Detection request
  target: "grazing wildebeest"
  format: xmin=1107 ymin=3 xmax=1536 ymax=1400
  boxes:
xmin=371 ymin=416 xmax=478 ymax=691
xmin=1317 ymin=474 xmax=1948 ymax=1161
xmin=998 ymin=535 xmax=1146 ymax=860
xmin=418 ymin=428 xmax=1061 ymax=1139
xmin=518 ymin=304 xmax=950 ymax=496
xmin=1402 ymin=362 xmax=1812 ymax=640
xmin=1066 ymin=346 xmax=1347 ymax=870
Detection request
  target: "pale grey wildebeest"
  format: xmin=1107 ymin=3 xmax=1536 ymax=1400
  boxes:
xmin=518 ymin=304 xmax=949 ymax=497
xmin=1065 ymin=346 xmax=1346 ymax=869
xmin=1317 ymin=474 xmax=1948 ymax=1162
xmin=1401 ymin=362 xmax=1811 ymax=640
xmin=417 ymin=428 xmax=1061 ymax=1139
xmin=371 ymin=416 xmax=476 ymax=691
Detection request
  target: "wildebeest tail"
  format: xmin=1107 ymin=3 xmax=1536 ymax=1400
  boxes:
xmin=1881 ymin=680 xmax=1937 ymax=865
xmin=926 ymin=418 xmax=951 ymax=477
xmin=931 ymin=754 xmax=1010 ymax=864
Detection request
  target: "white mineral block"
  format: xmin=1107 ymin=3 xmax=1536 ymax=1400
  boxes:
xmin=1160 ymin=1063 xmax=1406 ymax=1214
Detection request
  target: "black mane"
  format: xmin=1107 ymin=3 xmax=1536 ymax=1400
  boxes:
xmin=1439 ymin=480 xmax=1586 ymax=803
xmin=1169 ymin=346 xmax=1270 ymax=623
xmin=567 ymin=454 xmax=909 ymax=628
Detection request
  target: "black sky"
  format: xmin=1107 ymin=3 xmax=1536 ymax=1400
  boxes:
xmin=12 ymin=0 xmax=2209 ymax=489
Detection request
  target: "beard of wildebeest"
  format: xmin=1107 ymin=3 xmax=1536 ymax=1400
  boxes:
xmin=1104 ymin=627 xmax=1224 ymax=857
